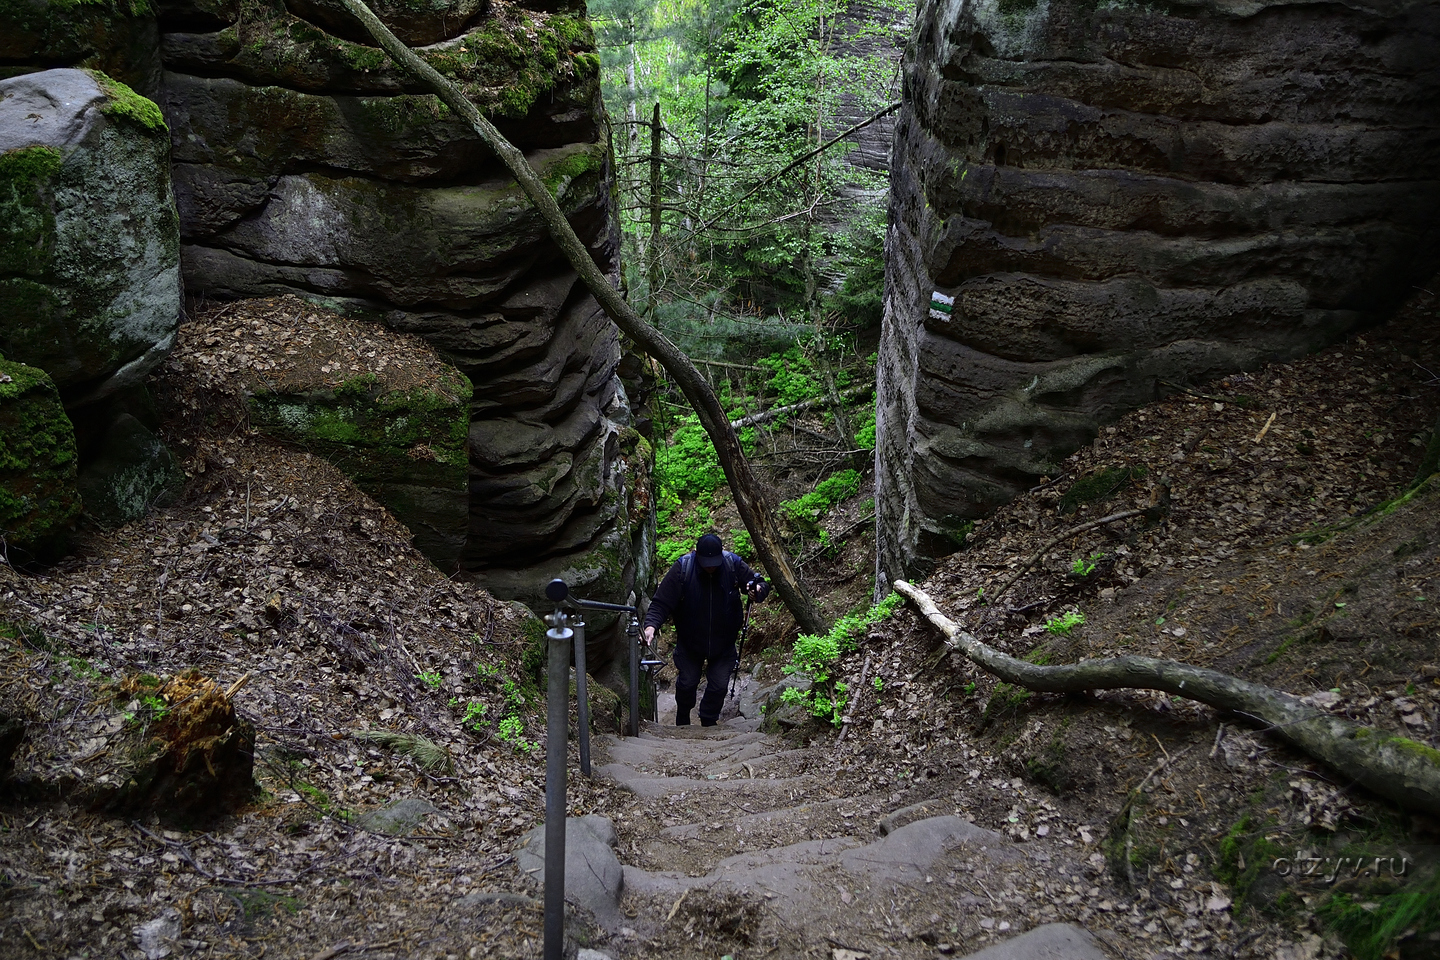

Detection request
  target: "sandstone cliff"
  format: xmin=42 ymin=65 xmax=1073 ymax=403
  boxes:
xmin=1 ymin=0 xmax=651 ymax=639
xmin=877 ymin=0 xmax=1440 ymax=581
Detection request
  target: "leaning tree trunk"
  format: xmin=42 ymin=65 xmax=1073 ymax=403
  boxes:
xmin=333 ymin=0 xmax=827 ymax=636
xmin=894 ymin=579 xmax=1440 ymax=817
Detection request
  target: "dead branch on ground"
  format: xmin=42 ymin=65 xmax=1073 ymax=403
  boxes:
xmin=895 ymin=579 xmax=1440 ymax=817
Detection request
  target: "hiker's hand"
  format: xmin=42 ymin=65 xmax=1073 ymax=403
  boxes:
xmin=644 ymin=625 xmax=656 ymax=645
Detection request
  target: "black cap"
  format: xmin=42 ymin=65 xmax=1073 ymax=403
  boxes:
xmin=695 ymin=533 xmax=724 ymax=569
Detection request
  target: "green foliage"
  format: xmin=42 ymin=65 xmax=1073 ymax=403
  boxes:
xmin=451 ymin=661 xmax=537 ymax=754
xmin=1058 ymin=465 xmax=1147 ymax=515
xmin=0 ymin=620 xmax=51 ymax=651
xmin=1044 ymin=610 xmax=1085 ymax=635
xmin=1320 ymin=869 xmax=1440 ymax=960
xmin=229 ymin=890 xmax=303 ymax=920
xmin=1216 ymin=815 xmax=1289 ymax=909
xmin=353 ymin=729 xmax=453 ymax=772
xmin=757 ymin=346 xmax=828 ymax=410
xmin=593 ymin=0 xmax=903 ymax=320
xmin=62 ymin=655 xmax=102 ymax=680
xmin=415 ymin=670 xmax=443 ymax=689
xmin=781 ymin=593 xmax=903 ymax=726
xmin=872 ymin=676 xmax=884 ymax=693
xmin=1070 ymin=551 xmax=1103 ymax=576
xmin=853 ymin=404 xmax=877 ymax=451
xmin=654 ymin=413 xmax=726 ymax=500
xmin=782 ymin=469 xmax=860 ymax=526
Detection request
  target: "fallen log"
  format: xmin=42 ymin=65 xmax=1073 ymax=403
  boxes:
xmin=894 ymin=579 xmax=1440 ymax=817
xmin=729 ymin=383 xmax=873 ymax=430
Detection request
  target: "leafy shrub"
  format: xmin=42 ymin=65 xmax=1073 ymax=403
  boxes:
xmin=452 ymin=660 xmax=538 ymax=754
xmin=757 ymin=345 xmax=826 ymax=410
xmin=782 ymin=469 xmax=861 ymax=527
xmin=781 ymin=593 xmax=904 ymax=726
xmin=854 ymin=404 xmax=876 ymax=450
xmin=1044 ymin=610 xmax=1085 ymax=634
xmin=655 ymin=414 xmax=726 ymax=500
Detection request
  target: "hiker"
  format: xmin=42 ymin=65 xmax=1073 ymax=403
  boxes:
xmin=643 ymin=533 xmax=770 ymax=727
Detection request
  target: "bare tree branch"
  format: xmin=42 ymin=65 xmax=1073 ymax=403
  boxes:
xmin=895 ymin=579 xmax=1440 ymax=817
xmin=729 ymin=383 xmax=873 ymax=429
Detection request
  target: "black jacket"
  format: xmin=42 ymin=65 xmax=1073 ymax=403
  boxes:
xmin=644 ymin=551 xmax=769 ymax=659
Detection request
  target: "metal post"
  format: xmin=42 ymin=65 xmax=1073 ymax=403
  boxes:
xmin=628 ymin=615 xmax=640 ymax=737
xmin=572 ymin=615 xmax=590 ymax=776
xmin=543 ymin=612 xmax=571 ymax=960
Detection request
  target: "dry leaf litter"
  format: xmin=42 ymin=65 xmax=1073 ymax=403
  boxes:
xmin=1 ymin=289 xmax=1438 ymax=960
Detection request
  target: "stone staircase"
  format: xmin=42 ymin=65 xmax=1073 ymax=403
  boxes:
xmin=521 ymin=706 xmax=1121 ymax=960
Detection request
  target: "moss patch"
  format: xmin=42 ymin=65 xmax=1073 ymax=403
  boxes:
xmin=0 ymin=146 xmax=63 ymax=276
xmin=1058 ymin=464 xmax=1148 ymax=515
xmin=90 ymin=70 xmax=167 ymax=135
xmin=0 ymin=356 xmax=81 ymax=559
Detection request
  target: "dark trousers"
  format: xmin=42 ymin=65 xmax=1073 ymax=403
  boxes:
xmin=674 ymin=643 xmax=736 ymax=725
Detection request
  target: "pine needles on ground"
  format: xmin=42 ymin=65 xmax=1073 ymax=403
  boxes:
xmin=352 ymin=730 xmax=453 ymax=773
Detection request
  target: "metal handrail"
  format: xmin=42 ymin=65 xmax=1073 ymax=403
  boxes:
xmin=539 ymin=578 xmax=663 ymax=960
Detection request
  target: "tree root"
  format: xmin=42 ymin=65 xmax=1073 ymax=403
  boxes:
xmin=894 ymin=579 xmax=1440 ymax=816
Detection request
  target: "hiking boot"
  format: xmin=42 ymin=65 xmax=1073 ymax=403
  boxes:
xmin=676 ymin=712 xmax=691 ymax=726
xmin=700 ymin=719 xmax=717 ymax=727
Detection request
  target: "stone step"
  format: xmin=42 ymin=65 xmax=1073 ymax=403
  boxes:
xmin=596 ymin=762 xmax=815 ymax=801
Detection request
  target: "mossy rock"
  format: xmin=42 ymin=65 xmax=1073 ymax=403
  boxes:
xmin=0 ymin=355 xmax=81 ymax=560
xmin=246 ymin=369 xmax=471 ymax=569
xmin=0 ymin=69 xmax=180 ymax=406
xmin=163 ymin=2 xmax=600 ymax=122
xmin=75 ymin=412 xmax=183 ymax=528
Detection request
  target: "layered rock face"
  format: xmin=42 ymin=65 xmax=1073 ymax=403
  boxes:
xmin=154 ymin=0 xmax=647 ymax=621
xmin=877 ymin=0 xmax=1440 ymax=580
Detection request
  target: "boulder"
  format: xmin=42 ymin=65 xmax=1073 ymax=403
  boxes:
xmin=0 ymin=68 xmax=181 ymax=408
xmin=354 ymin=797 xmax=440 ymax=836
xmin=169 ymin=294 xmax=472 ymax=571
xmin=516 ymin=814 xmax=624 ymax=927
xmin=247 ymin=371 xmax=472 ymax=570
xmin=75 ymin=412 xmax=183 ymax=528
xmin=877 ymin=0 xmax=1440 ymax=580
xmin=0 ymin=355 xmax=81 ymax=561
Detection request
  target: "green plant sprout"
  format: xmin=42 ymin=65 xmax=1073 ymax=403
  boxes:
xmin=873 ymin=676 xmax=884 ymax=693
xmin=781 ymin=593 xmax=903 ymax=726
xmin=1070 ymin=551 xmax=1104 ymax=576
xmin=416 ymin=670 xmax=443 ymax=689
xmin=1045 ymin=610 xmax=1086 ymax=634
xmin=451 ymin=662 xmax=536 ymax=753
